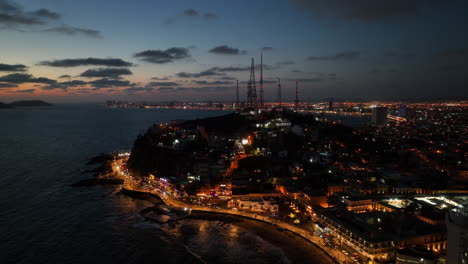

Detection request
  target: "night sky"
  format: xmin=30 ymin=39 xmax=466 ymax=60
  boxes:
xmin=1 ymin=0 xmax=467 ymax=103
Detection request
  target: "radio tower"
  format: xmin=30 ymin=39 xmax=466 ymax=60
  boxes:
xmin=247 ymin=58 xmax=257 ymax=107
xmin=236 ymin=80 xmax=239 ymax=109
xmin=259 ymin=52 xmax=264 ymax=107
xmin=277 ymin=78 xmax=282 ymax=107
xmin=294 ymin=80 xmax=299 ymax=109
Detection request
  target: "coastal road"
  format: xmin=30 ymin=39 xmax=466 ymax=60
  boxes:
xmin=115 ymin=160 xmax=338 ymax=264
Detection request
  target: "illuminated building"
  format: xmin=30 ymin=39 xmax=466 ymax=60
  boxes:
xmin=316 ymin=207 xmax=447 ymax=263
xmin=372 ymin=106 xmax=388 ymax=127
xmin=396 ymin=247 xmax=437 ymax=264
xmin=446 ymin=207 xmax=468 ymax=264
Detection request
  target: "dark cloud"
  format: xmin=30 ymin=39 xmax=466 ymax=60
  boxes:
xmin=211 ymin=66 xmax=250 ymax=72
xmin=203 ymin=13 xmax=218 ymax=19
xmin=0 ymin=1 xmax=97 ymax=38
xmin=76 ymin=88 xmax=91 ymax=93
xmin=261 ymin=64 xmax=277 ymax=70
xmin=0 ymin=13 xmax=43 ymax=26
xmin=80 ymin=68 xmax=132 ymax=78
xmin=307 ymin=51 xmax=360 ymax=61
xmin=262 ymin=47 xmax=273 ymax=51
xmin=174 ymin=87 xmax=191 ymax=92
xmin=63 ymin=80 xmax=87 ymax=86
xmin=0 ymin=82 xmax=17 ymax=88
xmin=192 ymin=80 xmax=232 ymax=85
xmin=194 ymin=86 xmax=231 ymax=92
xmin=30 ymin=8 xmax=61 ymax=20
xmin=158 ymin=86 xmax=231 ymax=93
xmin=125 ymin=87 xmax=154 ymax=93
xmin=176 ymin=72 xmax=191 ymax=78
xmin=291 ymin=0 xmax=439 ymax=23
xmin=197 ymin=69 xmax=224 ymax=76
xmin=209 ymin=45 xmax=245 ymax=55
xmin=14 ymin=89 xmax=35 ymax=93
xmin=42 ymin=26 xmax=101 ymax=38
xmin=32 ymin=77 xmax=57 ymax=84
xmin=0 ymin=0 xmax=21 ymax=13
xmin=157 ymin=87 xmax=175 ymax=92
xmin=213 ymin=64 xmax=276 ymax=71
xmin=176 ymin=64 xmax=276 ymax=78
xmin=38 ymin=58 xmax=133 ymax=67
xmin=42 ymin=80 xmax=87 ymax=90
xmin=291 ymin=70 xmax=302 ymax=73
xmin=285 ymin=77 xmax=325 ymax=82
xmin=0 ymin=73 xmax=56 ymax=84
xmin=240 ymin=79 xmax=276 ymax=85
xmin=183 ymin=9 xmax=218 ymax=20
xmin=217 ymin=76 xmax=236 ymax=80
xmin=134 ymin=47 xmax=190 ymax=64
xmin=176 ymin=69 xmax=223 ymax=78
xmin=0 ymin=63 xmax=27 ymax=72
xmin=88 ymin=78 xmax=132 ymax=89
xmin=276 ymin=60 xmax=295 ymax=65
xmin=0 ymin=0 xmax=44 ymax=27
xmin=183 ymin=9 xmax=198 ymax=16
xmin=151 ymin=77 xmax=169 ymax=80
xmin=147 ymin=81 xmax=178 ymax=87
xmin=58 ymin=74 xmax=70 ymax=78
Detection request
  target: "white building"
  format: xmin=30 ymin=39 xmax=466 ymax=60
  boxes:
xmin=230 ymin=197 xmax=279 ymax=213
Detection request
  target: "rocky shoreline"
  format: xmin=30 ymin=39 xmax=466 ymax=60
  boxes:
xmin=73 ymin=153 xmax=335 ymax=263
xmin=72 ymin=153 xmax=123 ymax=187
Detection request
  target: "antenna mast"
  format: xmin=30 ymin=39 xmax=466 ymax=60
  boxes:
xmin=259 ymin=52 xmax=264 ymax=107
xmin=294 ymin=80 xmax=299 ymax=109
xmin=236 ymin=80 xmax=239 ymax=108
xmin=277 ymin=78 xmax=282 ymax=107
xmin=247 ymin=58 xmax=257 ymax=107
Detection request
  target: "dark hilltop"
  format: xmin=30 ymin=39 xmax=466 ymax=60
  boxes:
xmin=0 ymin=100 xmax=53 ymax=109
xmin=0 ymin=102 xmax=12 ymax=109
xmin=8 ymin=100 xmax=53 ymax=107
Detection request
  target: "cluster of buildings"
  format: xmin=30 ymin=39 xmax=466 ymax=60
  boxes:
xmin=316 ymin=192 xmax=468 ymax=263
xmin=127 ymin=101 xmax=467 ymax=263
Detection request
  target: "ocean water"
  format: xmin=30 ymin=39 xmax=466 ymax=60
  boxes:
xmin=0 ymin=104 xmax=259 ymax=264
xmin=0 ymin=104 xmax=337 ymax=264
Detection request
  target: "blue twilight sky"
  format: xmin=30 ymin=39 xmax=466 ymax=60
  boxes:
xmin=0 ymin=0 xmax=467 ymax=103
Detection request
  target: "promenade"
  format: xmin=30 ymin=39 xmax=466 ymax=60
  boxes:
xmin=120 ymin=172 xmax=353 ymax=264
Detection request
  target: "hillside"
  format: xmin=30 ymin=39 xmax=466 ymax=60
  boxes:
xmin=0 ymin=102 xmax=12 ymax=109
xmin=8 ymin=100 xmax=53 ymax=107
